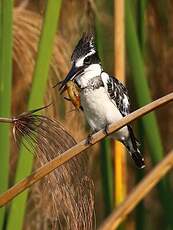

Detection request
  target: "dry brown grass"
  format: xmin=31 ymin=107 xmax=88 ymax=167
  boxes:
xmin=6 ymin=1 xmax=173 ymax=228
xmin=13 ymin=108 xmax=95 ymax=229
xmin=12 ymin=2 xmax=97 ymax=229
xmin=6 ymin=105 xmax=95 ymax=229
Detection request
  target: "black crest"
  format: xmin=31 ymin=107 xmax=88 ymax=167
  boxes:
xmin=71 ymin=33 xmax=96 ymax=61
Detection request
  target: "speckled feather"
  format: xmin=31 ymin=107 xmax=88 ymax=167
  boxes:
xmin=104 ymin=75 xmax=130 ymax=117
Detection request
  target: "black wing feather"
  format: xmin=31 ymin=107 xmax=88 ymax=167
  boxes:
xmin=105 ymin=75 xmax=130 ymax=117
xmin=102 ymin=74 xmax=145 ymax=168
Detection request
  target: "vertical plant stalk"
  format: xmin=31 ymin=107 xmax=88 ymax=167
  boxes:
xmin=7 ymin=1 xmax=62 ymax=229
xmin=0 ymin=0 xmax=13 ymax=229
xmin=137 ymin=0 xmax=147 ymax=53
xmin=135 ymin=1 xmax=147 ymax=229
xmin=125 ymin=1 xmax=173 ymax=227
xmin=100 ymin=140 xmax=114 ymax=215
xmin=114 ymin=0 xmax=126 ymax=208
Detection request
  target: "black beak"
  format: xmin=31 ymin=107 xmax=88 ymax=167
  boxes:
xmin=54 ymin=64 xmax=84 ymax=94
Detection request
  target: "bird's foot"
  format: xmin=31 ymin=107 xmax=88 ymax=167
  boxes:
xmin=103 ymin=124 xmax=109 ymax=136
xmin=85 ymin=133 xmax=94 ymax=145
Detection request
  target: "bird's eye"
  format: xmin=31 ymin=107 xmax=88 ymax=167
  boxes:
xmin=84 ymin=56 xmax=91 ymax=65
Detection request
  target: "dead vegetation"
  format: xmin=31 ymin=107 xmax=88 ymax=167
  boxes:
xmin=12 ymin=109 xmax=95 ymax=229
xmin=7 ymin=0 xmax=173 ymax=229
xmin=11 ymin=1 xmax=97 ymax=229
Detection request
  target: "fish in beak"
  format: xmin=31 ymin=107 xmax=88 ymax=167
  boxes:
xmin=53 ymin=63 xmax=84 ymax=94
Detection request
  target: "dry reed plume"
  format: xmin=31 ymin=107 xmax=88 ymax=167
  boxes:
xmin=12 ymin=4 xmax=96 ymax=229
xmin=1 ymin=105 xmax=95 ymax=229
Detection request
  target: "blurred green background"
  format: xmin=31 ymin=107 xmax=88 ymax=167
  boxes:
xmin=0 ymin=0 xmax=173 ymax=229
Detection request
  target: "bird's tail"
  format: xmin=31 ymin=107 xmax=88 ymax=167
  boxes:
xmin=122 ymin=126 xmax=145 ymax=169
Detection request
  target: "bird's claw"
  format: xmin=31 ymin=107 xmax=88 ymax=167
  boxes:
xmin=103 ymin=124 xmax=109 ymax=136
xmin=85 ymin=133 xmax=93 ymax=145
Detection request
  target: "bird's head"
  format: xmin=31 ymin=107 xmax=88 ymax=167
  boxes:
xmin=58 ymin=33 xmax=101 ymax=93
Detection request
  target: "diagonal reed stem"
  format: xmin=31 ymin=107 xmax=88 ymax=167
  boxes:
xmin=98 ymin=149 xmax=173 ymax=230
xmin=0 ymin=92 xmax=173 ymax=207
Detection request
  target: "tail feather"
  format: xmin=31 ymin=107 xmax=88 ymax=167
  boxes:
xmin=122 ymin=126 xmax=145 ymax=169
xmin=131 ymin=151 xmax=145 ymax=169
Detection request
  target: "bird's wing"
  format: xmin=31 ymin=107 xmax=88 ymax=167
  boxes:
xmin=101 ymin=72 xmax=130 ymax=117
xmin=101 ymin=73 xmax=144 ymax=168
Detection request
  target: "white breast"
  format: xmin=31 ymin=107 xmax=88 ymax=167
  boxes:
xmin=76 ymin=64 xmax=102 ymax=88
xmin=81 ymin=87 xmax=128 ymax=140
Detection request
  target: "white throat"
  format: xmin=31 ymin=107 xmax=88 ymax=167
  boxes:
xmin=76 ymin=64 xmax=102 ymax=88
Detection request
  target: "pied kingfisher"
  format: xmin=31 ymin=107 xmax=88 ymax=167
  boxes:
xmin=58 ymin=33 xmax=145 ymax=169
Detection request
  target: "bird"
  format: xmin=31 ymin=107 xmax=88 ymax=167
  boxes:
xmin=57 ymin=33 xmax=145 ymax=169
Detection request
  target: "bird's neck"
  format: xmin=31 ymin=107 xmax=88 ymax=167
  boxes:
xmin=76 ymin=64 xmax=102 ymax=88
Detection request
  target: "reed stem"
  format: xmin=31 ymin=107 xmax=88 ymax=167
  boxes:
xmin=0 ymin=117 xmax=13 ymax=123
xmin=7 ymin=1 xmax=62 ymax=229
xmin=114 ymin=0 xmax=126 ymax=212
xmin=0 ymin=0 xmax=13 ymax=229
xmin=1 ymin=92 xmax=173 ymax=207
xmin=125 ymin=1 xmax=173 ymax=227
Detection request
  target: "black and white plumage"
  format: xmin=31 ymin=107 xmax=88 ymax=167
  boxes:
xmin=103 ymin=75 xmax=130 ymax=117
xmin=58 ymin=33 xmax=145 ymax=169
